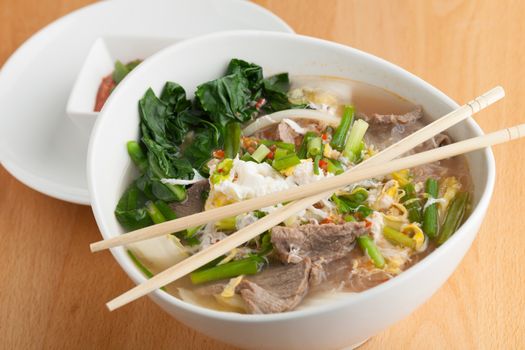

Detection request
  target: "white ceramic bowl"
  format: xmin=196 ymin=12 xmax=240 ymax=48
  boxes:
xmin=88 ymin=31 xmax=495 ymax=350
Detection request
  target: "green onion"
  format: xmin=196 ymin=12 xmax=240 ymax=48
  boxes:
xmin=128 ymin=250 xmax=166 ymax=291
xmin=240 ymin=153 xmax=253 ymax=162
xmin=331 ymin=105 xmax=354 ymax=150
xmin=307 ymin=136 xmax=322 ymax=157
xmin=259 ymin=139 xmax=295 ymax=152
xmin=274 ymin=147 xmax=289 ymax=160
xmin=437 ymin=192 xmax=469 ymax=245
xmin=357 ymin=236 xmax=385 ymax=268
xmin=155 ymin=200 xmax=177 ymax=221
xmin=190 ymin=257 xmax=261 ymax=284
xmin=273 ymin=153 xmax=301 ymax=170
xmin=298 ymin=131 xmax=318 ymax=158
xmin=326 ymin=159 xmax=344 ymax=175
xmin=145 ymin=201 xmax=166 ymax=224
xmin=422 ymin=178 xmax=439 ymax=239
xmin=215 ymin=216 xmax=237 ymax=231
xmin=126 ymin=141 xmax=148 ymax=173
xmin=224 ymin=122 xmax=241 ymax=158
xmin=127 ymin=250 xmax=154 ymax=278
xmin=181 ymin=226 xmax=201 ymax=246
xmin=251 ymin=144 xmax=271 ymax=163
xmin=401 ymin=183 xmax=422 ymax=224
xmin=258 ymin=232 xmax=273 ymax=256
xmin=383 ymin=226 xmax=416 ymax=249
xmin=313 ymin=154 xmax=321 ymax=175
xmin=342 ymin=119 xmax=369 ymax=162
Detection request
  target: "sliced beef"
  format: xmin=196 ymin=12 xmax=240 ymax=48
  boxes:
xmin=360 ymin=107 xmax=423 ymax=126
xmin=195 ymin=259 xmax=312 ymax=314
xmin=169 ymin=180 xmax=209 ymax=217
xmin=239 ymin=259 xmax=311 ymax=314
xmin=363 ymin=108 xmax=424 ymax=151
xmin=277 ymin=121 xmax=298 ymax=144
xmin=271 ymin=222 xmax=368 ymax=265
xmin=413 ymin=133 xmax=451 ymax=155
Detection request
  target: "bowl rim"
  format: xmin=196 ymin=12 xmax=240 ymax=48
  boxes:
xmin=88 ymin=30 xmax=496 ymax=322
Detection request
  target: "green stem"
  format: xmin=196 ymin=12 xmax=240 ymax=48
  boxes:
xmin=224 ymin=122 xmax=241 ymax=158
xmin=155 ymin=200 xmax=177 ymax=221
xmin=251 ymin=144 xmax=270 ymax=163
xmin=401 ymin=183 xmax=422 ymax=224
xmin=357 ymin=235 xmax=385 ymax=268
xmin=313 ymin=154 xmax=321 ymax=175
xmin=274 ymin=147 xmax=289 ymax=160
xmin=342 ymin=119 xmax=369 ymax=162
xmin=164 ymin=183 xmax=187 ymax=202
xmin=190 ymin=257 xmax=261 ymax=284
xmin=298 ymin=131 xmax=318 ymax=158
xmin=272 ymin=153 xmax=301 ymax=170
xmin=326 ymin=158 xmax=344 ymax=175
xmin=259 ymin=139 xmax=295 ymax=152
xmin=145 ymin=201 xmax=166 ymax=224
xmin=423 ymin=178 xmax=439 ymax=239
xmin=331 ymin=105 xmax=354 ymax=150
xmin=383 ymin=226 xmax=416 ymax=249
xmin=127 ymin=141 xmax=148 ymax=173
xmin=307 ymin=137 xmax=322 ymax=157
xmin=437 ymin=192 xmax=469 ymax=245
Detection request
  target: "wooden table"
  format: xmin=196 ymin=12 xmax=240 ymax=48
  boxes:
xmin=1 ymin=0 xmax=524 ymax=348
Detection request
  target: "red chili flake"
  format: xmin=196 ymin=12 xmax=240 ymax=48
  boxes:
xmin=213 ymin=149 xmax=225 ymax=158
xmin=321 ymin=133 xmax=328 ymax=141
xmin=320 ymin=218 xmax=333 ymax=225
xmin=267 ymin=151 xmax=274 ymax=159
xmin=255 ymin=98 xmax=267 ymax=110
xmin=217 ymin=168 xmax=224 ymax=174
xmin=319 ymin=159 xmax=328 ymax=170
xmin=365 ymin=220 xmax=372 ymax=228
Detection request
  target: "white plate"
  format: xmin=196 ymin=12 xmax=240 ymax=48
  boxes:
xmin=0 ymin=0 xmax=293 ymax=205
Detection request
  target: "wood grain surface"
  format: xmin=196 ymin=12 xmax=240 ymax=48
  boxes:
xmin=1 ymin=0 xmax=524 ymax=349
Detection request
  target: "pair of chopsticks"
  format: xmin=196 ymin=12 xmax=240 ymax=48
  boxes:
xmin=92 ymin=86 xmax=522 ymax=311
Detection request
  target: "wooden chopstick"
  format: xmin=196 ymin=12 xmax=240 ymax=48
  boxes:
xmin=106 ymin=122 xmax=525 ymax=311
xmin=90 ymin=86 xmax=504 ymax=253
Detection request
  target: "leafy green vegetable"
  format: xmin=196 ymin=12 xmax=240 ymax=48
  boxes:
xmin=226 ymin=59 xmax=263 ymax=90
xmin=262 ymin=73 xmax=305 ymax=112
xmin=160 ymin=81 xmax=192 ymax=114
xmin=182 ymin=124 xmax=220 ymax=172
xmin=195 ymin=71 xmax=255 ymax=133
xmin=196 ymin=59 xmax=306 ymax=137
xmin=115 ymin=58 xmax=307 ymax=241
xmin=115 ymin=183 xmax=153 ymax=231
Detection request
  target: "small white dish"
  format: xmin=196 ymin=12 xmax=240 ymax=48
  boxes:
xmin=0 ymin=0 xmax=293 ymax=205
xmin=67 ymin=36 xmax=181 ymax=134
xmin=88 ymin=30 xmax=495 ymax=350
